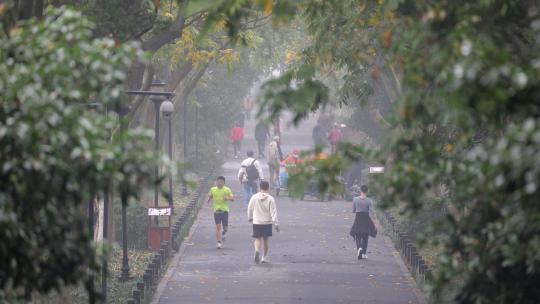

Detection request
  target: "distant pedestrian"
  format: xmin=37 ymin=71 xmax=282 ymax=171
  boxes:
xmin=237 ymin=111 xmax=246 ymax=128
xmin=345 ymin=161 xmax=363 ymax=189
xmin=230 ymin=123 xmax=244 ymax=158
xmin=273 ymin=116 xmax=281 ymax=138
xmin=281 ymin=148 xmax=301 ymax=169
xmin=244 ymin=97 xmax=254 ymax=121
xmin=238 ymin=151 xmax=264 ymax=206
xmin=267 ymin=136 xmax=283 ymax=189
xmin=254 ymin=121 xmax=271 ymax=158
xmin=248 ymin=180 xmax=279 ymax=264
xmin=312 ymin=122 xmax=328 ymax=148
xmin=349 ymin=185 xmax=378 ymax=260
xmin=328 ymin=123 xmax=343 ymax=154
xmin=317 ymin=111 xmax=331 ymax=132
xmin=206 ymin=176 xmax=234 ymax=249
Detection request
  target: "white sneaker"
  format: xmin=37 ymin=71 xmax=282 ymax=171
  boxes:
xmin=217 ymin=242 xmax=223 ymax=249
xmin=261 ymin=256 xmax=270 ymax=263
xmin=254 ymin=251 xmax=261 ymax=264
xmin=362 ymin=254 xmax=368 ymax=259
xmin=357 ymin=248 xmax=362 ymax=260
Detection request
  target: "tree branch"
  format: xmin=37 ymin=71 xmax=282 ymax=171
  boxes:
xmin=127 ymin=64 xmax=155 ymax=126
xmin=141 ymin=0 xmax=189 ymax=51
xmin=172 ymin=63 xmax=210 ymax=120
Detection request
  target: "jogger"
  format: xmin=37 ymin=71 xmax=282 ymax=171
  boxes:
xmin=206 ymin=176 xmax=234 ymax=249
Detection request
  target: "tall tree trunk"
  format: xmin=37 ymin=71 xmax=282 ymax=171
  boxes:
xmin=34 ymin=0 xmax=43 ymax=18
xmin=18 ymin=0 xmax=36 ymax=20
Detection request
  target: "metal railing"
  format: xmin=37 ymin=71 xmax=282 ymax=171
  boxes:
xmin=381 ymin=212 xmax=432 ymax=282
xmin=126 ymin=167 xmax=215 ymax=304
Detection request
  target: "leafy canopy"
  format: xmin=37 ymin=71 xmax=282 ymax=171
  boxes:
xmin=198 ymin=0 xmax=540 ymax=302
xmin=0 ymin=7 xmax=159 ymax=302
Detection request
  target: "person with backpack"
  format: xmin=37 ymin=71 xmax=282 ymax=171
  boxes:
xmin=238 ymin=151 xmax=265 ymax=206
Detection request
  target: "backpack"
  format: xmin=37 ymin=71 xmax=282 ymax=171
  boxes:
xmin=245 ymin=159 xmax=260 ymax=181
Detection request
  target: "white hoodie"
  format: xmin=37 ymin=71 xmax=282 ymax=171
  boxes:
xmin=247 ymin=192 xmax=279 ymax=225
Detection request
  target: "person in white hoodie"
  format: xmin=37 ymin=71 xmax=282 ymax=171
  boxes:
xmin=247 ymin=180 xmax=279 ymax=264
xmin=238 ymin=151 xmax=264 ymax=206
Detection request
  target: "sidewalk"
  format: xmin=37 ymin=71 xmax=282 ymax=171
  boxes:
xmin=153 ymin=114 xmax=424 ymax=304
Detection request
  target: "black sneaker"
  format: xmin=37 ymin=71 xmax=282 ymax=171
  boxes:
xmin=254 ymin=251 xmax=261 ymax=264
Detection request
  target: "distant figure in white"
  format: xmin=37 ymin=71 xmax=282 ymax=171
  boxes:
xmin=267 ymin=136 xmax=283 ymax=189
xmin=248 ymin=180 xmax=279 ymax=264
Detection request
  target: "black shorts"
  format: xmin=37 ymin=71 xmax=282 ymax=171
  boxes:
xmin=214 ymin=211 xmax=229 ymax=226
xmin=252 ymin=224 xmax=272 ymax=238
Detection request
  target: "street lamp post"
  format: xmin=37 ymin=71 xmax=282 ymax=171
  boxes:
xmin=195 ymin=105 xmax=199 ymax=172
xmin=151 ymin=96 xmax=161 ymax=209
xmin=149 ymin=80 xmax=166 ymax=209
xmin=181 ymin=98 xmax=189 ymax=196
xmin=119 ymin=80 xmax=175 ymax=281
xmin=116 ymin=107 xmax=131 ymax=282
xmin=160 ymin=100 xmax=174 ymax=214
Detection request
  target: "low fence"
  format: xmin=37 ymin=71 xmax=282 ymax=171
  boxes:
xmin=381 ymin=211 xmax=432 ymax=283
xmin=126 ymin=167 xmax=214 ymax=304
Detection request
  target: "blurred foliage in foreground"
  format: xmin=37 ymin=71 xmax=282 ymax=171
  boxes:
xmin=0 ymin=6 xmax=161 ymax=302
xmin=200 ymin=0 xmax=540 ymax=302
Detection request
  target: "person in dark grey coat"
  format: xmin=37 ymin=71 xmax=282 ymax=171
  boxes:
xmin=349 ymin=185 xmax=379 ymax=260
xmin=254 ymin=121 xmax=271 ymax=158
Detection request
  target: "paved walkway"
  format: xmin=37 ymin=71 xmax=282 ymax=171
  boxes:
xmin=153 ymin=114 xmax=424 ymax=304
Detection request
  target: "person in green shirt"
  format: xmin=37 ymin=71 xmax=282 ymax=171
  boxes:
xmin=206 ymin=176 xmax=234 ymax=249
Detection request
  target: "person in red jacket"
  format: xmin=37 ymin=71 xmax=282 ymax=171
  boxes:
xmin=230 ymin=123 xmax=244 ymax=159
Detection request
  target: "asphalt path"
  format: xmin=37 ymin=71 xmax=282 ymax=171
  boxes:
xmin=153 ymin=113 xmax=424 ymax=304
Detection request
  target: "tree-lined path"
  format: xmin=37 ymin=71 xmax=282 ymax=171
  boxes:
xmin=152 ymin=115 xmax=424 ymax=304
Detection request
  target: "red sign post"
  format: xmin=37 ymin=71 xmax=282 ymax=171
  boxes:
xmin=147 ymin=207 xmax=171 ymax=251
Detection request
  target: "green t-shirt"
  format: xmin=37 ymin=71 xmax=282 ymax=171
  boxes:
xmin=208 ymin=186 xmax=233 ymax=212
